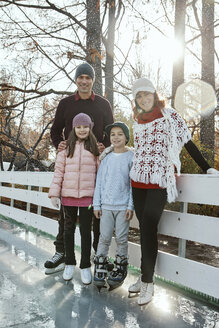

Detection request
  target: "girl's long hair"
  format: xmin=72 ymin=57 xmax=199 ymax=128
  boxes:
xmin=66 ymin=128 xmax=99 ymax=158
xmin=133 ymin=91 xmax=166 ymax=121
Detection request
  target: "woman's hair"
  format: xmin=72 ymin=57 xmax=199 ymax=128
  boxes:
xmin=66 ymin=128 xmax=99 ymax=158
xmin=154 ymin=92 xmax=166 ymax=108
xmin=133 ymin=91 xmax=166 ymax=121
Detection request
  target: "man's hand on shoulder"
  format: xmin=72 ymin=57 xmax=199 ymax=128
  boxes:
xmin=97 ymin=142 xmax=105 ymax=154
xmin=58 ymin=141 xmax=67 ymax=152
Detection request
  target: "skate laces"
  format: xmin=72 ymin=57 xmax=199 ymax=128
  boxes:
xmin=139 ymin=282 xmax=154 ymax=298
xmin=51 ymin=252 xmax=63 ymax=263
xmin=95 ymin=256 xmax=108 ymax=278
xmin=139 ymin=282 xmax=148 ymax=297
xmin=111 ymin=256 xmax=127 ymax=277
xmin=115 ymin=256 xmax=128 ymax=267
xmin=131 ymin=275 xmax=141 ymax=288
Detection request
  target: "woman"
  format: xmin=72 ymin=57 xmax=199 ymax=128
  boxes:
xmin=128 ymin=78 xmax=218 ymax=306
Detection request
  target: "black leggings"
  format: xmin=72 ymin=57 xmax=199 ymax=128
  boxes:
xmin=54 ymin=206 xmax=100 ymax=253
xmin=63 ymin=206 xmax=93 ymax=269
xmin=132 ymin=188 xmax=167 ymax=283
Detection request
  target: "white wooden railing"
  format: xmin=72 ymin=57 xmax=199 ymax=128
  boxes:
xmin=0 ymin=171 xmax=218 ymax=299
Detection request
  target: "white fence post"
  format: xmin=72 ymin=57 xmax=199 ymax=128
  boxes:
xmin=37 ymin=187 xmax=42 ymax=215
xmin=26 ymin=185 xmax=31 ymax=212
xmin=178 ymin=202 xmax=188 ymax=258
xmin=10 ymin=183 xmax=15 ymax=207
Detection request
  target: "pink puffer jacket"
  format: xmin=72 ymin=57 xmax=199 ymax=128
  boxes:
xmin=48 ymin=141 xmax=99 ymax=198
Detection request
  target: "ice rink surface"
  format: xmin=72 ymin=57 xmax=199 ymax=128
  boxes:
xmin=0 ymin=218 xmax=218 ymax=328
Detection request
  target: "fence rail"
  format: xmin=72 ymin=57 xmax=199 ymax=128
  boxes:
xmin=0 ymin=171 xmax=218 ymax=299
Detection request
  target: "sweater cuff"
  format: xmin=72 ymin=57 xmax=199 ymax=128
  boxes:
xmin=93 ymin=206 xmax=101 ymax=211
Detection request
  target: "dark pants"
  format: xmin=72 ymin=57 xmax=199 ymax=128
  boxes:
xmin=132 ymin=188 xmax=167 ymax=283
xmin=63 ymin=206 xmax=93 ymax=268
xmin=54 ymin=206 xmax=100 ymax=254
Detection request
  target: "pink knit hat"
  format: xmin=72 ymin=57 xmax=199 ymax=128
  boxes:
xmin=72 ymin=113 xmax=94 ymax=129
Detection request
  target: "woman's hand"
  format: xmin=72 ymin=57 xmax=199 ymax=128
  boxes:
xmin=207 ymin=168 xmax=219 ymax=174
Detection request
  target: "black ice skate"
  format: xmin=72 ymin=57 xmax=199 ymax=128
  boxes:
xmin=108 ymin=255 xmax=128 ymax=291
xmin=93 ymin=255 xmax=113 ymax=292
xmin=44 ymin=252 xmax=65 ymax=274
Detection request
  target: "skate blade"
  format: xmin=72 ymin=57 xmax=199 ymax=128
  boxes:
xmin=128 ymin=291 xmax=139 ymax=298
xmin=138 ymin=299 xmax=152 ymax=306
xmin=82 ymin=280 xmax=92 ymax=286
xmin=97 ymin=285 xmax=108 ymax=292
xmin=94 ymin=281 xmax=107 ymax=292
xmin=63 ymin=278 xmax=73 ymax=283
xmin=108 ymin=281 xmax=123 ymax=291
xmin=45 ymin=263 xmax=65 ymax=275
xmin=138 ymin=293 xmax=154 ymax=305
xmin=109 ymin=285 xmax=120 ymax=291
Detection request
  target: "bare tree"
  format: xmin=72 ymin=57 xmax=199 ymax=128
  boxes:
xmin=0 ymin=70 xmax=54 ymax=171
xmin=200 ymin=0 xmax=215 ymax=162
xmin=0 ymin=1 xmax=128 ymax=169
xmin=103 ymin=0 xmax=125 ymax=107
xmin=171 ymin=0 xmax=186 ymax=106
xmin=86 ymin=0 xmax=102 ymax=95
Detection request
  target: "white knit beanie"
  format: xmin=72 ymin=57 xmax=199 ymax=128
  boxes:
xmin=132 ymin=78 xmax=156 ymax=99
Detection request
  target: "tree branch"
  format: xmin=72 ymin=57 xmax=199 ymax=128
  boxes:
xmin=0 ymin=0 xmax=87 ymax=31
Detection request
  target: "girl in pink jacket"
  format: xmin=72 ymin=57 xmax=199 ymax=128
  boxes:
xmin=48 ymin=113 xmax=99 ymax=284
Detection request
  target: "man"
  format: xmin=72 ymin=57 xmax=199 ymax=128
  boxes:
xmin=44 ymin=62 xmax=114 ymax=274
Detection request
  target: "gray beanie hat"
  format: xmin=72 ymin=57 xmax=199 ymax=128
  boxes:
xmin=72 ymin=113 xmax=94 ymax=129
xmin=75 ymin=62 xmax=95 ymax=81
xmin=132 ymin=78 xmax=156 ymax=99
xmin=105 ymin=121 xmax=130 ymax=144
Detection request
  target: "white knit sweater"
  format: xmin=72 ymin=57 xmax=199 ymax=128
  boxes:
xmin=130 ymin=108 xmax=191 ymax=202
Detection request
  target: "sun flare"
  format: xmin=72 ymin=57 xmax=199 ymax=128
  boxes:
xmin=151 ymin=35 xmax=184 ymax=64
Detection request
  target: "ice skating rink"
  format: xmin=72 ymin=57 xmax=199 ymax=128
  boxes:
xmin=0 ymin=218 xmax=218 ymax=328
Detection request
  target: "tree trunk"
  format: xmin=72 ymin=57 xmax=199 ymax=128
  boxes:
xmin=171 ymin=0 xmax=186 ymax=107
xmin=86 ymin=0 xmax=103 ymax=95
xmin=104 ymin=0 xmax=116 ymax=108
xmin=201 ymin=0 xmax=215 ymax=163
